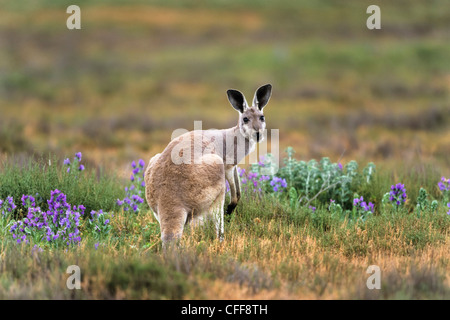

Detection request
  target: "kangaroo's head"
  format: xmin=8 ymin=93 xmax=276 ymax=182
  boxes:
xmin=227 ymin=84 xmax=272 ymax=143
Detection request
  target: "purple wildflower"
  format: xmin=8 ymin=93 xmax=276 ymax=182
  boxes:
xmin=270 ymin=177 xmax=287 ymax=193
xmin=117 ymin=159 xmax=151 ymax=213
xmin=21 ymin=195 xmax=36 ymax=208
xmin=389 ymin=183 xmax=407 ymax=206
xmin=1 ymin=196 xmax=16 ymax=216
xmin=438 ymin=177 xmax=450 ymax=192
xmin=353 ymin=196 xmax=374 ymax=214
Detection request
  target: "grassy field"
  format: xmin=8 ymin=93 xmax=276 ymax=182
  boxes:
xmin=0 ymin=151 xmax=449 ymax=299
xmin=0 ymin=0 xmax=449 ymax=300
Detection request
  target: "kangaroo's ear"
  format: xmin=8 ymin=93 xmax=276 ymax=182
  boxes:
xmin=252 ymin=84 xmax=272 ymax=110
xmin=227 ymin=89 xmax=248 ymax=113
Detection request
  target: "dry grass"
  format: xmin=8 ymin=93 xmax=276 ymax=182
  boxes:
xmin=1 ymin=199 xmax=449 ymax=299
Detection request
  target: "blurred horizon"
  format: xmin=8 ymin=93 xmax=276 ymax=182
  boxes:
xmin=0 ymin=0 xmax=449 ymax=179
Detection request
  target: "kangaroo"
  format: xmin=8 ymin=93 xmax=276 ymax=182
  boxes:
xmin=144 ymin=84 xmax=272 ymax=245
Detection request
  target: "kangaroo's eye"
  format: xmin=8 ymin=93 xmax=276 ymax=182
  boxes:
xmin=260 ymin=116 xmax=265 ymax=122
xmin=243 ymin=117 xmax=249 ymax=124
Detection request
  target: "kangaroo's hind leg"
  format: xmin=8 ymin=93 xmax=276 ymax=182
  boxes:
xmin=158 ymin=205 xmax=188 ymax=247
xmin=210 ymin=186 xmax=226 ymax=241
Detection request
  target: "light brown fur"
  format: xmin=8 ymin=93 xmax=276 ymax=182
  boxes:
xmin=144 ymin=84 xmax=272 ymax=245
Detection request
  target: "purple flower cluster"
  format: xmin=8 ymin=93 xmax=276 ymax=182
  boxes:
xmin=270 ymin=177 xmax=287 ymax=193
xmin=44 ymin=190 xmax=85 ymax=245
xmin=116 ymin=159 xmax=146 ymax=213
xmin=389 ymin=183 xmax=407 ymax=206
xmin=117 ymin=192 xmax=145 ymax=212
xmin=64 ymin=152 xmax=85 ymax=173
xmin=242 ymin=172 xmax=259 ymax=188
xmin=0 ymin=196 xmax=16 ymax=216
xmin=9 ymin=190 xmax=85 ymax=246
xmin=0 ymin=151 xmax=118 ymax=248
xmin=130 ymin=159 xmax=146 ymax=188
xmin=236 ymin=166 xmax=287 ymax=194
xmin=353 ymin=196 xmax=374 ymax=213
xmin=10 ymin=221 xmax=27 ymax=244
xmin=21 ymin=194 xmax=36 ymax=208
xmin=438 ymin=177 xmax=450 ymax=192
xmin=239 ymin=168 xmax=260 ymax=193
xmin=436 ymin=177 xmax=450 ymax=215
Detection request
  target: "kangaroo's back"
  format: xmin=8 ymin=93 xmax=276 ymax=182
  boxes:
xmin=145 ymin=131 xmax=225 ymax=227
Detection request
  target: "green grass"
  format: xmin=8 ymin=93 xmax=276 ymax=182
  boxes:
xmin=0 ymin=154 xmax=123 ymax=214
xmin=1 ymin=154 xmax=449 ymax=299
xmin=0 ymin=200 xmax=448 ymax=299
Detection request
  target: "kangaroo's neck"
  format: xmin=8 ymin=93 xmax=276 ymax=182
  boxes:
xmin=221 ymin=125 xmax=255 ymax=165
xmin=189 ymin=125 xmax=255 ymax=166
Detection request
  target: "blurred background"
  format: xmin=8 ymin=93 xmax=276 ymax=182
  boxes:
xmin=0 ymin=0 xmax=449 ymax=178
